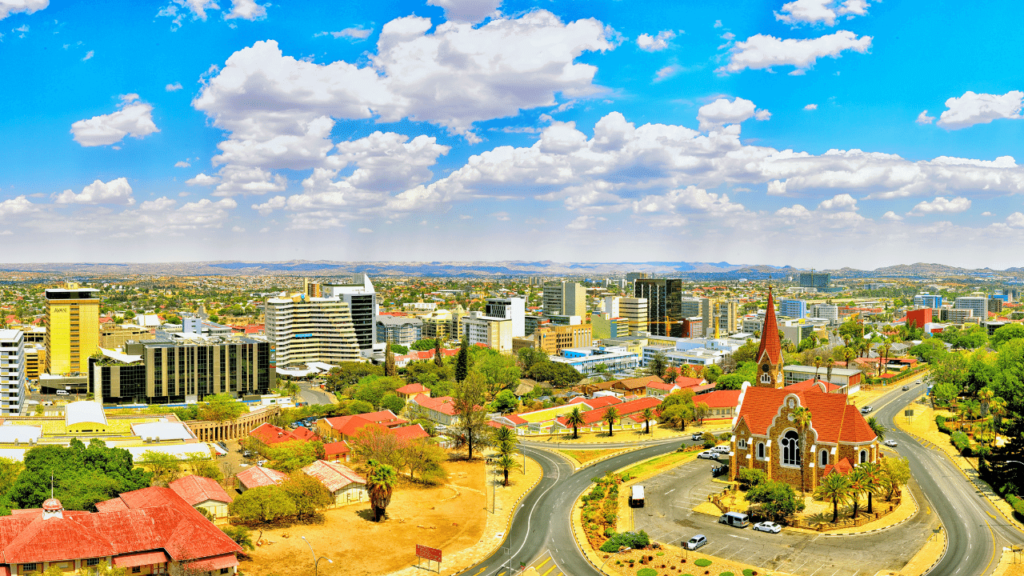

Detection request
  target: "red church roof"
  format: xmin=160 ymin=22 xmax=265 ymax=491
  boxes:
xmin=735 ymin=387 xmax=876 ymax=444
xmin=756 ymin=288 xmax=782 ymax=365
xmin=822 ymin=457 xmax=854 ymax=476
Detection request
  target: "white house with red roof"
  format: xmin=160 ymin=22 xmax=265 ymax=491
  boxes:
xmin=693 ymin=389 xmax=743 ymax=420
xmin=168 ymin=475 xmax=234 ymax=519
xmin=551 ymin=397 xmax=662 ymax=433
xmin=395 ymin=383 xmax=430 ymax=400
xmin=408 ymin=394 xmax=460 ymax=426
xmin=301 ymin=460 xmax=367 ymax=507
xmin=0 ymin=488 xmax=242 ymax=576
xmin=235 ymin=466 xmax=289 ymax=493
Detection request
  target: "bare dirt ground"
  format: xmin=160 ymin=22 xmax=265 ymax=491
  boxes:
xmin=239 ymin=459 xmax=486 ymax=576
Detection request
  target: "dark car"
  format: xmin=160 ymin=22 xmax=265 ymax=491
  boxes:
xmin=902 ymin=385 xmax=910 ymax=391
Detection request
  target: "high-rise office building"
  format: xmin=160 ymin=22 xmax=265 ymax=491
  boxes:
xmin=0 ymin=330 xmax=25 ymax=415
xmin=716 ymin=301 xmax=738 ymax=336
xmin=604 ymin=296 xmax=620 ymax=318
xmin=89 ymin=335 xmax=272 ymax=405
xmin=913 ymin=293 xmax=943 ymax=309
xmin=534 ymin=324 xmax=593 ymax=355
xmin=543 ymin=282 xmax=586 ymax=318
xmin=635 ymin=279 xmax=684 ymax=337
xmin=462 ymin=314 xmax=514 ymax=353
xmin=44 ymin=284 xmax=100 ymax=376
xmin=799 ymin=272 xmax=830 ymax=290
xmin=375 ymin=317 xmax=423 ymax=346
xmin=322 ymin=274 xmax=378 ymax=350
xmin=779 ymin=299 xmax=807 ymax=319
xmin=618 ymin=298 xmax=648 ymax=336
xmin=810 ymin=303 xmax=839 ymax=324
xmin=485 ymin=297 xmax=526 ymax=338
xmin=955 ymin=296 xmax=989 ymax=321
xmin=265 ymin=294 xmax=360 ymax=367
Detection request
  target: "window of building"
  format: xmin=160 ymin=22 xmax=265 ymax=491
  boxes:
xmin=23 ymin=564 xmax=37 ymax=573
xmin=132 ymin=567 xmax=141 ymax=574
xmin=860 ymin=449 xmax=868 ymax=464
xmin=737 ymin=438 xmax=748 ymax=450
xmin=781 ymin=430 xmax=800 ymax=466
xmin=757 ymin=442 xmax=765 ymax=459
xmin=220 ymin=569 xmax=231 ymax=575
xmin=86 ymin=558 xmax=100 ymax=566
xmin=759 ymin=372 xmax=771 ymax=384
xmin=820 ymin=450 xmax=828 ymax=467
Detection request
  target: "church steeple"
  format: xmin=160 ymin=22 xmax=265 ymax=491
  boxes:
xmin=755 ymin=286 xmax=784 ymax=388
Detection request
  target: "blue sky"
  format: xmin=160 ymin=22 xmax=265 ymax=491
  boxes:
xmin=2 ymin=0 xmax=1024 ymax=268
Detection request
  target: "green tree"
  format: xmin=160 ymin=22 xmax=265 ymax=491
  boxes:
xmin=366 ymin=459 xmax=398 ymax=522
xmin=736 ymin=467 xmax=767 ymax=489
xmin=641 ymin=408 xmax=654 ymax=434
xmin=516 ymin=347 xmax=548 ymax=374
xmin=565 ymin=406 xmax=586 ymax=439
xmin=380 ymin=393 xmax=406 ymax=415
xmin=0 ymin=457 xmax=23 ymax=495
xmin=992 ymin=323 xmax=1024 ymax=349
xmin=602 ymin=406 xmax=619 ymax=437
xmin=496 ymin=453 xmax=520 ymax=486
xmin=746 ymin=480 xmax=804 ymax=522
xmin=492 ymin=389 xmax=518 ymax=414
xmin=325 ymin=362 xmax=384 ymax=392
xmin=266 ymin=440 xmax=325 ymax=473
xmin=196 ymin=393 xmax=248 ymax=422
xmin=229 ymin=485 xmax=297 ymax=524
xmin=455 ymin=338 xmax=470 ymax=383
xmin=476 ymin=352 xmax=521 ymax=397
xmin=220 ymin=525 xmax=255 ymax=552
xmin=451 ymin=371 xmax=489 ymax=460
xmin=401 ymin=438 xmax=448 ymax=483
xmin=815 ymin=472 xmax=851 ymax=523
xmin=410 ymin=338 xmax=437 ymax=351
xmin=867 ymin=417 xmax=886 ymax=441
xmin=856 ymin=461 xmax=884 ymax=514
xmin=280 ymin=472 xmax=334 ymax=520
xmin=702 ymin=364 xmax=723 ymax=383
xmin=825 ymin=358 xmax=835 ymax=383
xmin=185 ymin=453 xmax=223 ymax=481
xmin=880 ymin=456 xmax=911 ymax=501
xmin=694 ymin=402 xmax=709 ymax=426
xmin=434 ymin=338 xmax=445 ymax=368
xmin=716 ymin=374 xmax=747 ymax=390
xmin=384 ymin=342 xmax=397 ymax=377
xmin=647 ymin=353 xmax=667 ymax=380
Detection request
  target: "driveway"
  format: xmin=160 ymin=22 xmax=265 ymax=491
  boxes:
xmin=633 ymin=454 xmax=938 ymax=576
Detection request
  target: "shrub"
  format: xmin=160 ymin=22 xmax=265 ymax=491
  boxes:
xmin=695 ymin=559 xmax=712 ymax=567
xmin=1007 ymin=494 xmax=1024 ymax=519
xmin=951 ymin=431 xmax=970 ymax=453
xmin=604 ymin=511 xmax=617 ymax=524
xmin=719 ymin=433 xmax=730 ymax=441
xmin=743 ymin=570 xmax=756 ymax=576
xmin=737 ymin=468 xmax=767 ymax=489
xmin=638 ymin=569 xmax=658 ymax=576
xmin=604 ymin=527 xmax=616 ymax=537
xmin=720 ymin=573 xmax=735 ymax=576
xmin=598 ymin=530 xmax=650 ymax=552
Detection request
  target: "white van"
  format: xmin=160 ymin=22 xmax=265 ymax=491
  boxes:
xmin=719 ymin=512 xmax=750 ymax=528
xmin=630 ymin=485 xmax=645 ymax=508
xmin=55 ymin=390 xmax=69 ymax=396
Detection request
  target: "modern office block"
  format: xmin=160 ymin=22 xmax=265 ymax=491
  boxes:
xmin=618 ymin=298 xmax=648 ymax=336
xmin=485 ymin=297 xmax=526 ymax=338
xmin=0 ymin=330 xmax=25 ymax=415
xmin=322 ymin=274 xmax=378 ymax=350
xmin=634 ymin=279 xmax=684 ymax=337
xmin=265 ymin=294 xmax=360 ymax=367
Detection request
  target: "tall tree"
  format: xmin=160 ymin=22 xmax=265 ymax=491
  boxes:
xmin=813 ymin=356 xmax=823 ymax=381
xmin=880 ymin=456 xmax=911 ymax=501
xmin=856 ymin=462 xmax=883 ymax=514
xmin=602 ymin=407 xmax=619 ymax=437
xmin=825 ymin=358 xmax=835 ymax=383
xmin=384 ymin=342 xmax=396 ymax=377
xmin=647 ymin=353 xmax=667 ymax=380
xmin=565 ymin=406 xmax=586 ymax=439
xmin=496 ymin=453 xmax=520 ymax=487
xmin=641 ymin=408 xmax=654 ymax=434
xmin=451 ymin=371 xmax=488 ymax=460
xmin=815 ymin=472 xmax=851 ymax=523
xmin=792 ymin=406 xmax=812 ymax=495
xmin=366 ymin=459 xmax=398 ymax=522
xmin=434 ymin=338 xmax=444 ymax=368
xmin=867 ymin=417 xmax=886 ymax=441
xmin=455 ymin=338 xmax=470 ymax=383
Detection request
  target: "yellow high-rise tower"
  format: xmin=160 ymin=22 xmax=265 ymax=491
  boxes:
xmin=44 ymin=283 xmax=100 ymax=375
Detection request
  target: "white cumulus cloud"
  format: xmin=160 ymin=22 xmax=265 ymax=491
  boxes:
xmin=166 ymin=82 xmax=183 ymax=92
xmin=805 ymin=103 xmax=818 ymax=111
xmin=775 ymin=0 xmax=871 ymax=27
xmin=1006 ymin=212 xmax=1024 ymax=227
xmin=637 ymin=30 xmax=676 ymax=52
xmin=696 ymin=97 xmax=770 ymax=131
xmin=225 ymin=0 xmax=265 ymax=20
xmin=54 ymin=178 xmax=135 ymax=206
xmin=0 ymin=0 xmax=47 ymax=21
xmin=881 ymin=211 xmax=903 ymax=221
xmin=70 ymin=94 xmax=159 ymax=147
xmin=916 ymin=110 xmax=935 ymax=125
xmin=426 ymin=0 xmax=501 ymax=23
xmin=654 ymin=64 xmax=684 ymax=82
xmin=936 ymin=90 xmax=1024 ymax=130
xmin=718 ymin=30 xmax=872 ymax=74
xmin=910 ymin=196 xmax=971 ymax=214
xmin=817 ymin=193 xmax=857 ymax=210
xmin=566 ymin=215 xmax=605 ymax=230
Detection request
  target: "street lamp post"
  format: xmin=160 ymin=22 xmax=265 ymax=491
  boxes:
xmin=301 ymin=536 xmax=333 ymax=576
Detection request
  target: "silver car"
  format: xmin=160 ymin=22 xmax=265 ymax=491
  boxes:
xmin=685 ymin=535 xmax=707 ymax=550
xmin=753 ymin=521 xmax=782 ymax=533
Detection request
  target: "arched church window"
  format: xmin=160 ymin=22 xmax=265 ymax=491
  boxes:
xmin=781 ymin=430 xmax=800 ymax=466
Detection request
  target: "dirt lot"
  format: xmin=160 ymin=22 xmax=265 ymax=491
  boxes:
xmin=239 ymin=459 xmax=486 ymax=576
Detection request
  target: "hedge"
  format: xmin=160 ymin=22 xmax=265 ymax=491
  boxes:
xmin=695 ymin=559 xmax=712 ymax=567
xmin=1007 ymin=494 xmax=1024 ymax=518
xmin=599 ymin=530 xmax=651 ymax=552
xmin=936 ymin=415 xmax=952 ymax=435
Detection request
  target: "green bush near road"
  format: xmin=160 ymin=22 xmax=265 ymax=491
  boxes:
xmin=598 ymin=530 xmax=650 ymax=552
xmin=637 ymin=569 xmax=658 ymax=576
xmin=694 ymin=558 xmax=712 ymax=567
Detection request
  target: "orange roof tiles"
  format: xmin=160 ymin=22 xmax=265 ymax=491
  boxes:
xmin=168 ymin=475 xmax=234 ymax=506
xmin=735 ymin=387 xmax=876 ymax=445
xmin=301 ymin=460 xmax=366 ymax=493
xmin=756 ymin=289 xmax=782 ymax=365
xmin=556 ymin=397 xmax=661 ymax=427
xmin=235 ymin=466 xmax=289 ymax=489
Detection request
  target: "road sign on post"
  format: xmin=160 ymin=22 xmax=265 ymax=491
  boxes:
xmin=416 ymin=545 xmax=442 ymax=573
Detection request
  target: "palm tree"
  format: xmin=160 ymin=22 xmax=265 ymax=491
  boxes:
xmin=815 ymin=472 xmax=851 ymax=524
xmin=565 ymin=406 xmax=586 ymax=439
xmin=602 ymin=406 xmax=620 ymax=437
xmin=813 ymin=356 xmax=823 ymax=381
xmin=990 ymin=397 xmax=1007 ymax=438
xmin=366 ymin=459 xmax=398 ymax=522
xmin=494 ymin=426 xmax=517 ymax=456
xmin=793 ymin=406 xmax=812 ymax=495
xmin=978 ymin=387 xmax=994 ymax=417
xmin=867 ymin=417 xmax=886 ymax=441
xmin=848 ymin=466 xmax=868 ymax=518
xmin=497 ymin=453 xmax=520 ymax=486
xmin=641 ymin=408 xmax=654 ymax=434
xmin=825 ymin=358 xmax=835 ymax=383
xmin=858 ymin=462 xmax=883 ymax=514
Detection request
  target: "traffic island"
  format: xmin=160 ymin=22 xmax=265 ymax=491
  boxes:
xmin=875 ymin=524 xmax=946 ymax=576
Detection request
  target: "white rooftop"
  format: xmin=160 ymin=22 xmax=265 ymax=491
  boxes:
xmin=131 ymin=421 xmax=194 ymax=442
xmin=128 ymin=443 xmax=215 ymax=461
xmin=0 ymin=426 xmax=42 ymax=444
xmin=0 ymin=330 xmax=22 ymax=342
xmin=100 ymin=347 xmax=142 ymax=364
xmin=65 ymin=401 xmax=108 ymax=428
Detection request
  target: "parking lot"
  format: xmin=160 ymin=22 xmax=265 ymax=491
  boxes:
xmin=632 ymin=455 xmax=937 ymax=576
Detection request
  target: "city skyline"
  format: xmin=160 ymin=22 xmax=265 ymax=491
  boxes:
xmin=2 ymin=0 xmax=1024 ymax=267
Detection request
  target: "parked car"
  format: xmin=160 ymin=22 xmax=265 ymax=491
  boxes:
xmin=685 ymin=535 xmax=707 ymax=550
xmin=242 ymin=450 xmax=253 ymax=457
xmin=884 ymin=439 xmax=898 ymax=447
xmin=257 ymin=460 xmax=268 ymax=466
xmin=860 ymin=405 xmax=873 ymax=414
xmin=711 ymin=445 xmax=731 ymax=453
xmin=719 ymin=512 xmax=750 ymax=528
xmin=711 ymin=464 xmax=729 ymax=477
xmin=697 ymin=451 xmax=719 ymax=460
xmin=692 ymin=433 xmax=704 ymax=441
xmin=753 ymin=521 xmax=781 ymax=533
xmin=902 ymin=385 xmax=910 ymax=391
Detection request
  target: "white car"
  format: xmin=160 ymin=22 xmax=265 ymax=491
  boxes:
xmin=685 ymin=535 xmax=707 ymax=550
xmin=884 ymin=439 xmax=898 ymax=447
xmin=711 ymin=445 xmax=731 ymax=453
xmin=697 ymin=451 xmax=719 ymax=460
xmin=753 ymin=521 xmax=782 ymax=534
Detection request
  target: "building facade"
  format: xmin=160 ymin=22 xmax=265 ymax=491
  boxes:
xmin=0 ymin=330 xmax=25 ymax=415
xmin=955 ymin=296 xmax=989 ymax=321
xmin=485 ymin=297 xmax=525 ymax=338
xmin=779 ymin=299 xmax=807 ymax=319
xmin=617 ymin=297 xmax=648 ymax=337
xmin=543 ymin=282 xmax=586 ymax=317
xmin=375 ymin=316 xmax=423 ymax=346
xmin=810 ymin=303 xmax=839 ymax=324
xmin=534 ymin=324 xmax=593 ymax=355
xmin=322 ymin=274 xmax=378 ymax=350
xmin=799 ymin=272 xmax=830 ymax=290
xmin=634 ymin=279 xmax=684 ymax=337
xmin=44 ymin=285 xmax=100 ymax=376
xmin=906 ymin=308 xmax=931 ymax=330
xmin=89 ymin=336 xmax=274 ymax=405
xmin=913 ymin=293 xmax=943 ymax=309
xmin=462 ymin=315 xmax=514 ymax=353
xmin=265 ymin=294 xmax=361 ymax=367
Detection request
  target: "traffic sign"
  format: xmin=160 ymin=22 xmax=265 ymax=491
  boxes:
xmin=905 ymin=409 xmax=914 ymax=417
xmin=416 ymin=545 xmax=442 ymax=563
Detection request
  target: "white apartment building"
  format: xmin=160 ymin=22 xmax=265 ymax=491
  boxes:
xmin=955 ymin=296 xmax=989 ymax=321
xmin=810 ymin=304 xmax=839 ymax=325
xmin=0 ymin=330 xmax=25 ymax=415
xmin=322 ymin=274 xmax=379 ymax=351
xmin=265 ymin=294 xmax=361 ymax=367
xmin=485 ymin=297 xmax=525 ymax=338
xmin=461 ymin=314 xmax=514 ymax=353
xmin=618 ymin=297 xmax=648 ymax=336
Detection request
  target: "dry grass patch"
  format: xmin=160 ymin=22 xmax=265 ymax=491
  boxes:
xmin=558 ymin=448 xmax=629 ymax=466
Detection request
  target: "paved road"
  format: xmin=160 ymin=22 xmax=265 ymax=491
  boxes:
xmin=297 ymin=382 xmax=335 ymax=406
xmin=873 ymin=381 xmax=1022 ymax=576
xmin=456 ymin=381 xmax=1023 ymax=576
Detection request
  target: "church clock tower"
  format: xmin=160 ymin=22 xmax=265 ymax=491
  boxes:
xmin=755 ymin=287 xmax=785 ymax=388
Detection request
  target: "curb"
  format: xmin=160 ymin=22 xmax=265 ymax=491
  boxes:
xmin=569 ymin=485 xmax=624 ymax=576
xmin=922 ymin=524 xmax=949 ymax=576
xmin=819 ymin=483 xmax=920 ymax=538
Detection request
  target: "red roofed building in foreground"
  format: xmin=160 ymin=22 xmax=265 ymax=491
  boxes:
xmin=168 ymin=475 xmax=234 ymax=519
xmin=0 ymin=488 xmax=241 ymax=576
xmin=728 ymin=385 xmax=879 ymax=493
xmin=301 ymin=460 xmax=367 ymax=507
xmin=552 ymin=397 xmax=662 ymax=431
xmin=755 ymin=287 xmax=785 ymax=388
xmin=236 ymin=466 xmax=289 ymax=492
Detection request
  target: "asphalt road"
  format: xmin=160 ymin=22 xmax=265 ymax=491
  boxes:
xmin=873 ymin=381 xmax=1022 ymax=576
xmin=297 ymin=382 xmax=335 ymax=406
xmin=456 ymin=380 xmax=1024 ymax=576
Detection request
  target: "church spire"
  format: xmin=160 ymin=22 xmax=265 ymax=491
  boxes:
xmin=755 ymin=284 xmax=784 ymax=387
